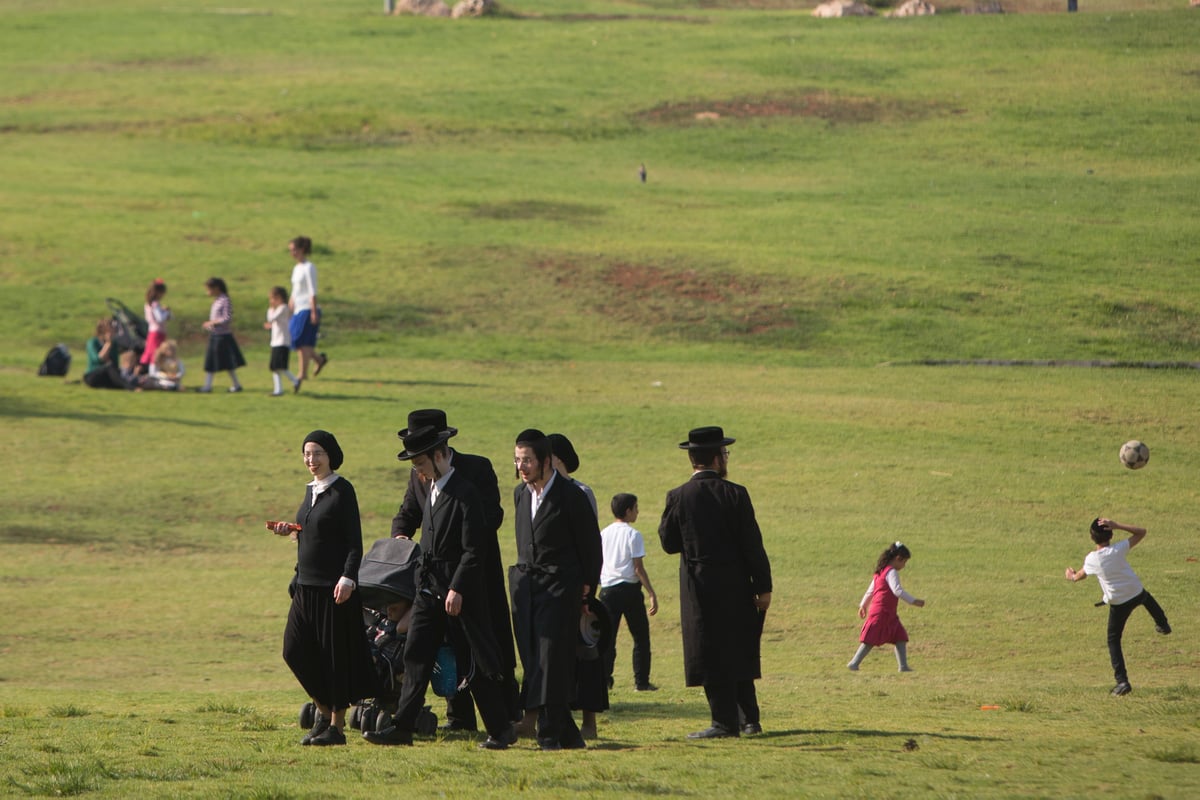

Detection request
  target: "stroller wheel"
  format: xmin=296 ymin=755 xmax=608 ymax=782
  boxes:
xmin=348 ymin=705 xmax=363 ymax=731
xmin=299 ymin=702 xmax=316 ymax=730
xmin=361 ymin=707 xmax=378 ymax=733
xmin=375 ymin=709 xmax=395 ymax=733
xmin=416 ymin=706 xmax=438 ymax=737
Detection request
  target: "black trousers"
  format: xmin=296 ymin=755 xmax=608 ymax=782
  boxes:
xmin=599 ymin=581 xmax=652 ymax=687
xmin=703 ymin=680 xmax=759 ymax=732
xmin=392 ymin=591 xmax=510 ymax=739
xmin=1106 ymin=589 xmax=1169 ymax=684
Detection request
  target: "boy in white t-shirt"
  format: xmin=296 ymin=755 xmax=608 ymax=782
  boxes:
xmin=1065 ymin=517 xmax=1171 ymax=696
xmin=599 ymin=493 xmax=659 ymax=692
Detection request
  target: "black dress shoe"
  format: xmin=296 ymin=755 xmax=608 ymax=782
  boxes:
xmin=301 ymin=714 xmax=329 ymax=745
xmin=309 ymin=725 xmax=346 ymax=746
xmin=536 ymin=737 xmax=562 ymax=751
xmin=478 ymin=724 xmax=517 ymax=750
xmin=363 ymin=725 xmax=414 ymax=746
xmin=561 ymin=734 xmax=587 ymax=750
xmin=687 ymin=725 xmax=739 ymax=740
xmin=439 ymin=721 xmax=478 ymax=732
xmin=742 ymin=722 xmax=763 ymax=735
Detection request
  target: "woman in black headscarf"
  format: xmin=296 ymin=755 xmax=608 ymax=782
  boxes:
xmin=271 ymin=430 xmax=376 ymax=746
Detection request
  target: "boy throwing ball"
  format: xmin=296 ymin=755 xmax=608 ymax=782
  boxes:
xmin=1065 ymin=517 xmax=1171 ymax=696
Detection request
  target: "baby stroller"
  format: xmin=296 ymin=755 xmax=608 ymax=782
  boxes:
xmin=299 ymin=537 xmax=439 ymax=736
xmin=106 ymin=297 xmax=148 ymax=361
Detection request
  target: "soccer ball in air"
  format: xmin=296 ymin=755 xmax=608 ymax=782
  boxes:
xmin=1119 ymin=440 xmax=1150 ymax=470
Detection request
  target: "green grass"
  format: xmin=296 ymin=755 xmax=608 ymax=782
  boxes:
xmin=3 ymin=1 xmax=1200 ymax=797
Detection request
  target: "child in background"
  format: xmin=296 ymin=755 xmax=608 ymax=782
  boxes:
xmin=264 ymin=286 xmax=301 ymax=396
xmin=1065 ymin=517 xmax=1171 ymax=696
xmin=118 ymin=350 xmax=143 ymax=389
xmin=139 ymin=279 xmax=171 ymax=376
xmin=198 ymin=277 xmax=245 ymax=393
xmin=148 ymin=339 xmax=184 ymax=391
xmin=848 ymin=541 xmax=925 ymax=672
xmin=598 ymin=493 xmax=658 ymax=692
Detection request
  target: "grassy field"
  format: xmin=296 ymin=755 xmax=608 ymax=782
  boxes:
xmin=3 ymin=1 xmax=1200 ymax=798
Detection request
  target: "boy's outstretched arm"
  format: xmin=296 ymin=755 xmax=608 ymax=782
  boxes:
xmin=1065 ymin=565 xmax=1088 ymax=582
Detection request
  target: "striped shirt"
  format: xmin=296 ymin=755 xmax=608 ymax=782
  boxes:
xmin=208 ymin=294 xmax=233 ymax=335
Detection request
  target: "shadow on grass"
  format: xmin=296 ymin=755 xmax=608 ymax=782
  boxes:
xmin=760 ymin=727 xmax=1003 ymax=747
xmin=0 ymin=397 xmax=227 ymax=428
xmin=320 ymin=378 xmax=485 ymax=389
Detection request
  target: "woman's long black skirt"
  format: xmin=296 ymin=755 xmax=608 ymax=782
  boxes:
xmin=283 ymin=584 xmax=378 ymax=710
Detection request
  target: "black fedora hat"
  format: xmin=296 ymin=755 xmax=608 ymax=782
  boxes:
xmin=398 ymin=408 xmax=458 ymax=440
xmin=397 ymin=425 xmax=454 ymax=461
xmin=678 ymin=426 xmax=736 ymax=450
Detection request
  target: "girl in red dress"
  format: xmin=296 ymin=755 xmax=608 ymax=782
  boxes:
xmin=848 ymin=542 xmax=925 ymax=672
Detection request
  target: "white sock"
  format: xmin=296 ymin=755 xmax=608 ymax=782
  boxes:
xmin=228 ymin=370 xmax=241 ymax=390
xmin=272 ymin=372 xmax=283 ymax=393
xmin=202 ymin=372 xmax=214 ymax=391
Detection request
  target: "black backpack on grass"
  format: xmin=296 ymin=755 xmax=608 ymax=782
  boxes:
xmin=38 ymin=344 xmax=70 ymax=376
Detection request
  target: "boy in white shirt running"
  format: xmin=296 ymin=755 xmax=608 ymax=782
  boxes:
xmin=1065 ymin=517 xmax=1171 ymax=696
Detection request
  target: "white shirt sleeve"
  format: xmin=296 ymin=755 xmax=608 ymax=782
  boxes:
xmin=860 ymin=580 xmax=873 ymax=608
xmin=886 ymin=569 xmax=917 ymax=605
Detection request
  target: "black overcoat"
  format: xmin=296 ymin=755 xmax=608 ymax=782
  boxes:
xmin=413 ymin=470 xmax=506 ymax=678
xmin=510 ymin=472 xmax=602 ymax=708
xmin=391 ymin=449 xmax=515 ymax=673
xmin=659 ymin=471 xmax=773 ymax=686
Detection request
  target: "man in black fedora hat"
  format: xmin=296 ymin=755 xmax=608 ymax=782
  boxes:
xmin=366 ymin=426 xmax=517 ymax=749
xmin=659 ymin=426 xmax=773 ymax=740
xmin=390 ymin=409 xmax=518 ymax=730
xmin=510 ymin=428 xmax=602 ymax=750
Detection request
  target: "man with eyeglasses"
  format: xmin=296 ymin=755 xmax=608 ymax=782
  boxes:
xmin=509 ymin=428 xmax=602 ymax=750
xmin=659 ymin=426 xmax=773 ymax=740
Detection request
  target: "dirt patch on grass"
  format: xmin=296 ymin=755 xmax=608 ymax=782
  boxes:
xmin=637 ymin=92 xmax=959 ymax=126
xmin=535 ymin=257 xmax=806 ymax=339
xmin=463 ymin=200 xmax=607 ymax=223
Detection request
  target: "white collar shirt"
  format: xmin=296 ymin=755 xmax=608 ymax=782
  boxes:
xmin=429 ymin=466 xmax=455 ymax=510
xmin=528 ymin=469 xmax=558 ymax=522
xmin=308 ymin=471 xmax=340 ymax=507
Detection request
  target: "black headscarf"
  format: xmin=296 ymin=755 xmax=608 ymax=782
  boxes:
xmin=303 ymin=429 xmax=343 ymax=471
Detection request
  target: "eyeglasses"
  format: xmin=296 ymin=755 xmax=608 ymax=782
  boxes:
xmin=513 ymin=457 xmax=536 ymax=467
xmin=304 ymin=450 xmax=327 ymax=460
xmin=721 ymin=449 xmax=731 ymax=458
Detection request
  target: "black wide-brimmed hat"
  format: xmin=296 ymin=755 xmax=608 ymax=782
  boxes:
xmin=397 ymin=425 xmax=454 ymax=461
xmin=678 ymin=426 xmax=736 ymax=450
xmin=548 ymin=433 xmax=580 ymax=474
xmin=397 ymin=409 xmax=459 ymax=440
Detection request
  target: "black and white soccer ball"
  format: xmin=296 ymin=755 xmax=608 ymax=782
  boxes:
xmin=1120 ymin=440 xmax=1150 ymax=470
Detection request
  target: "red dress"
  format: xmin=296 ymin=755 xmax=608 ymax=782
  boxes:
xmin=859 ymin=566 xmax=908 ymax=646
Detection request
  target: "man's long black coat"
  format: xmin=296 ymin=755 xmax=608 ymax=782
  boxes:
xmin=412 ymin=469 xmax=506 ymax=678
xmin=391 ymin=449 xmax=515 ymax=673
xmin=659 ymin=470 xmax=773 ymax=687
xmin=510 ymin=472 xmax=602 ymax=708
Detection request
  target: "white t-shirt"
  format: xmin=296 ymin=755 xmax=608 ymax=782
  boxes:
xmin=600 ymin=520 xmax=646 ymax=587
xmin=267 ymin=304 xmax=291 ymax=347
xmin=290 ymin=261 xmax=318 ymax=312
xmin=1083 ymin=539 xmax=1144 ymax=605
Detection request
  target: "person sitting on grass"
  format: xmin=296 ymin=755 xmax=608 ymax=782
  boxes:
xmin=1065 ymin=517 xmax=1171 ymax=697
